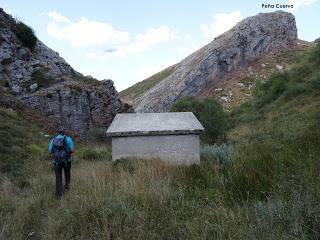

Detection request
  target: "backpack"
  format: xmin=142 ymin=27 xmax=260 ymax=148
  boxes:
xmin=51 ymin=136 xmax=68 ymax=163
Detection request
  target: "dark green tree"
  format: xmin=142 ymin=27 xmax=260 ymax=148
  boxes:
xmin=171 ymin=96 xmax=226 ymax=144
xmin=199 ymin=98 xmax=226 ymax=144
xmin=170 ymin=96 xmax=202 ymax=118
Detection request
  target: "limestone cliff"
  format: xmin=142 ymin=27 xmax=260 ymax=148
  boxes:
xmin=0 ymin=8 xmax=133 ymax=135
xmin=20 ymin=80 xmax=132 ymax=135
xmin=133 ymin=11 xmax=298 ymax=112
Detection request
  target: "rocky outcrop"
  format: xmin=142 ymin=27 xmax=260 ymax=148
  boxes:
xmin=0 ymin=8 xmax=75 ymax=94
xmin=135 ymin=11 xmax=298 ymax=112
xmin=0 ymin=8 xmax=133 ymax=134
xmin=20 ymin=80 xmax=133 ymax=135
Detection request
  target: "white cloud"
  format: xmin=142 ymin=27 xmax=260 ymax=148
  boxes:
xmin=88 ymin=25 xmax=177 ymax=59
xmin=200 ymin=10 xmax=244 ymax=39
xmin=184 ymin=34 xmax=193 ymax=43
xmin=47 ymin=11 xmax=130 ymax=48
xmin=287 ymin=0 xmax=318 ymax=12
xmin=48 ymin=11 xmax=70 ymax=23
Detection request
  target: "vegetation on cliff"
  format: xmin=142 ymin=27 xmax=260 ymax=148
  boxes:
xmin=15 ymin=21 xmax=37 ymax=51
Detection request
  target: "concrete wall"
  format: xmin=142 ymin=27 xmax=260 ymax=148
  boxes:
xmin=112 ymin=134 xmax=200 ymax=165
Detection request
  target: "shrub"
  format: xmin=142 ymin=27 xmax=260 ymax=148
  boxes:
xmin=199 ymin=99 xmax=227 ymax=143
xmin=31 ymin=68 xmax=55 ymax=88
xmin=86 ymin=127 xmax=110 ymax=144
xmin=253 ymin=73 xmax=289 ymax=109
xmin=15 ymin=21 xmax=37 ymax=51
xmin=255 ymin=199 xmax=287 ymax=226
xmin=171 ymin=97 xmax=227 ymax=144
xmin=310 ymin=72 xmax=320 ymax=90
xmin=79 ymin=147 xmax=111 ymax=161
xmin=201 ymin=144 xmax=235 ymax=165
xmin=270 ymin=74 xmax=288 ymax=99
xmin=289 ymin=191 xmax=320 ymax=238
xmin=27 ymin=144 xmax=44 ymax=156
xmin=308 ymin=43 xmax=320 ymax=64
xmin=290 ymin=63 xmax=313 ymax=83
xmin=0 ymin=108 xmax=28 ymax=177
xmin=170 ymin=96 xmax=201 ymax=118
xmin=170 ymin=164 xmax=214 ymax=192
xmin=0 ymin=79 xmax=9 ymax=87
xmin=282 ymin=83 xmax=306 ymax=100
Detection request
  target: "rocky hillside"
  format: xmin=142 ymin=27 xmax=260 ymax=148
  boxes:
xmin=200 ymin=40 xmax=313 ymax=109
xmin=121 ymin=11 xmax=299 ymax=112
xmin=0 ymin=8 xmax=133 ymax=135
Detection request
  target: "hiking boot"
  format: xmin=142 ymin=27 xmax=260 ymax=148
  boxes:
xmin=56 ymin=194 xmax=62 ymax=200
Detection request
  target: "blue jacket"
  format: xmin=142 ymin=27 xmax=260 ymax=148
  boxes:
xmin=48 ymin=134 xmax=74 ymax=157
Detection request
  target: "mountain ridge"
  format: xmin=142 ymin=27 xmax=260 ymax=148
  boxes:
xmin=121 ymin=11 xmax=299 ymax=112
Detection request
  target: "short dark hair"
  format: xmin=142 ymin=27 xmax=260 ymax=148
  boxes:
xmin=57 ymin=127 xmax=66 ymax=135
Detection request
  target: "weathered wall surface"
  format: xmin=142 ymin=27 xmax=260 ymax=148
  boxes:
xmin=135 ymin=11 xmax=298 ymax=112
xmin=112 ymin=134 xmax=200 ymax=165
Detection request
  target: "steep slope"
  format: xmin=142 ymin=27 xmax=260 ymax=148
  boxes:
xmin=0 ymin=8 xmax=133 ymax=135
xmin=122 ymin=43 xmax=312 ymax=110
xmin=120 ymin=64 xmax=177 ymax=103
xmin=0 ymin=9 xmax=75 ymax=94
xmin=200 ymin=40 xmax=313 ymax=109
xmin=122 ymin=11 xmax=298 ymax=112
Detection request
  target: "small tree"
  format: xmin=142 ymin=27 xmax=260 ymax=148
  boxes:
xmin=171 ymin=96 xmax=226 ymax=144
xmin=199 ymin=98 xmax=226 ymax=144
xmin=170 ymin=96 xmax=202 ymax=118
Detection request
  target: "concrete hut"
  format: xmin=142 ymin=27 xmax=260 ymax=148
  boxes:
xmin=106 ymin=112 xmax=204 ymax=165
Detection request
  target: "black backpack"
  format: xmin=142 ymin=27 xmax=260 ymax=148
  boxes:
xmin=51 ymin=136 xmax=68 ymax=163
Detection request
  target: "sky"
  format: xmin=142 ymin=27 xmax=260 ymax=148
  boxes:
xmin=1 ymin=0 xmax=319 ymax=91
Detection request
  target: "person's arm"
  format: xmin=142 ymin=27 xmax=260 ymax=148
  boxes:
xmin=66 ymin=136 xmax=74 ymax=153
xmin=48 ymin=139 xmax=54 ymax=153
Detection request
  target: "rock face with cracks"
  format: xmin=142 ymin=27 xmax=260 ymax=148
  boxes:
xmin=20 ymin=80 xmax=133 ymax=135
xmin=134 ymin=11 xmax=298 ymax=112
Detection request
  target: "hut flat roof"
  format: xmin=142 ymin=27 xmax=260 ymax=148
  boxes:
xmin=107 ymin=112 xmax=204 ymax=137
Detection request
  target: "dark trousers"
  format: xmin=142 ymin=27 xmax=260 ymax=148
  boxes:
xmin=54 ymin=161 xmax=71 ymax=197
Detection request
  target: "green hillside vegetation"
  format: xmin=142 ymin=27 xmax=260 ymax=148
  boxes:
xmin=120 ymin=64 xmax=176 ymax=103
xmin=1 ymin=44 xmax=320 ymax=239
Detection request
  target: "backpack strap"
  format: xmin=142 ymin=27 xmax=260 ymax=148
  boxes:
xmin=63 ymin=135 xmax=68 ymax=152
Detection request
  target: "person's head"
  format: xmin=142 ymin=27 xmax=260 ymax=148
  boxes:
xmin=57 ymin=127 xmax=66 ymax=135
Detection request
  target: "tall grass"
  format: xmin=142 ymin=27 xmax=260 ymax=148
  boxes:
xmin=2 ymin=145 xmax=320 ymax=239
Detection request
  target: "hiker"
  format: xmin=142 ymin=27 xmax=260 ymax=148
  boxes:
xmin=48 ymin=127 xmax=74 ymax=198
